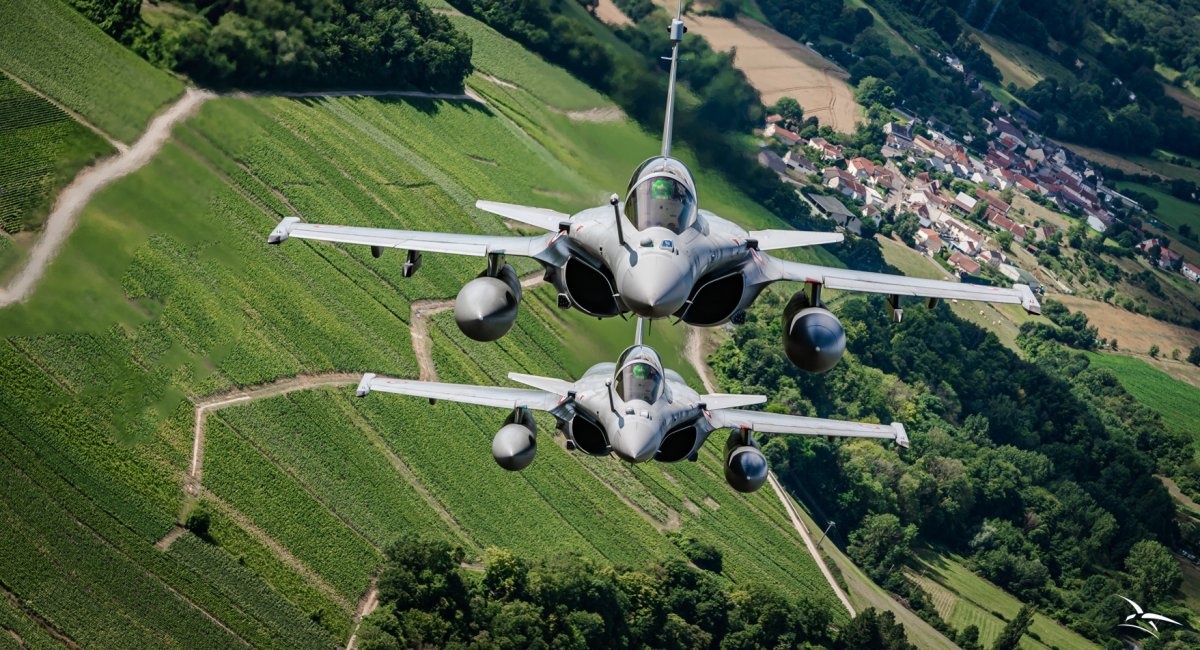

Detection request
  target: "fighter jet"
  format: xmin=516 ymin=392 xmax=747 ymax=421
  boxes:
xmin=353 ymin=322 xmax=907 ymax=493
xmin=267 ymin=3 xmax=1039 ymax=373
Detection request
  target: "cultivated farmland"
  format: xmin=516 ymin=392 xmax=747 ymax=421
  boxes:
xmin=661 ymin=7 xmax=861 ymax=132
xmin=1085 ymin=352 xmax=1200 ymax=444
xmin=909 ymin=550 xmax=1099 ymax=650
xmin=0 ymin=5 xmax=849 ymax=645
xmin=0 ymin=0 xmax=183 ymax=143
xmin=0 ymin=72 xmax=113 ymax=233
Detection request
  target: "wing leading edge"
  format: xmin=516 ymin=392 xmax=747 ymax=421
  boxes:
xmin=768 ymin=258 xmax=1041 ymax=315
xmin=267 ymin=217 xmax=561 ymax=262
xmin=356 ymin=373 xmax=564 ymax=411
xmin=708 ymin=408 xmax=909 ymax=448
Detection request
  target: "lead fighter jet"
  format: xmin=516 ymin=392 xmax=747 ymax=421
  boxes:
xmin=268 ymin=2 xmax=1039 ymax=373
xmin=354 ymin=322 xmax=907 ymax=493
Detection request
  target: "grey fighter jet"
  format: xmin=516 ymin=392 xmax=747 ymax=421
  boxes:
xmin=353 ymin=322 xmax=908 ymax=493
xmin=267 ymin=4 xmax=1039 ymax=373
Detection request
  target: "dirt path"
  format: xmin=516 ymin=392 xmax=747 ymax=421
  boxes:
xmin=154 ymin=525 xmax=187 ymax=551
xmin=683 ymin=326 xmax=855 ymax=616
xmin=0 ymin=580 xmax=82 ymax=649
xmin=0 ymin=88 xmax=212 ymax=307
xmin=561 ymin=106 xmax=625 ymax=123
xmin=766 ymin=474 xmax=855 ymax=615
xmin=199 ymin=487 xmax=352 ymax=612
xmin=187 ymin=373 xmax=361 ymax=489
xmin=685 ymin=326 xmax=720 ymax=393
xmin=1159 ymin=475 xmax=1200 ymax=516
xmin=345 ymin=579 xmax=379 ymax=650
xmin=595 ymin=0 xmax=633 ymax=27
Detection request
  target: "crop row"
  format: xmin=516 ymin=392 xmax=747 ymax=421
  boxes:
xmin=202 ymin=417 xmax=381 ymax=600
xmin=0 ymin=73 xmax=112 ymax=232
xmin=214 ymin=389 xmax=460 ymax=549
xmin=200 ymin=503 xmax=354 ymax=639
xmin=450 ymin=14 xmax=611 ymax=112
xmin=0 ymin=436 xmax=239 ymax=648
xmin=0 ymin=356 xmax=357 ymax=647
xmin=167 ymin=533 xmax=337 ymax=648
xmin=0 ymin=341 xmax=180 ymax=539
xmin=0 ymin=587 xmax=62 ymax=650
xmin=0 ymin=0 xmax=183 ymax=143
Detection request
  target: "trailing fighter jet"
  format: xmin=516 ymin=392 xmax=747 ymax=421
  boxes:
xmin=353 ymin=322 xmax=907 ymax=493
xmin=268 ymin=3 xmax=1039 ymax=373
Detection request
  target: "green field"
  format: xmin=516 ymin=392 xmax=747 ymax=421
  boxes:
xmin=909 ymin=549 xmax=1099 ymax=650
xmin=875 ymin=235 xmax=1032 ymax=351
xmin=0 ymin=6 xmax=849 ymax=646
xmin=0 ymin=72 xmax=114 ymax=233
xmin=0 ymin=0 xmax=183 ymax=143
xmin=1113 ymin=181 xmax=1200 ymax=236
xmin=1085 ymin=352 xmax=1200 ymax=444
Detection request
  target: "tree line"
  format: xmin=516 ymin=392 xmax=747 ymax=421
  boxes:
xmin=68 ymin=0 xmax=474 ymax=90
xmin=355 ymin=535 xmax=916 ymax=649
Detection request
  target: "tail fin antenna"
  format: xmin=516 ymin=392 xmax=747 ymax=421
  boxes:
xmin=661 ymin=1 xmax=685 ymax=158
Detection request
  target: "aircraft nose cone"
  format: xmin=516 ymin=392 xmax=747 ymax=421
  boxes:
xmin=621 ymin=256 xmax=688 ymax=318
xmin=613 ymin=419 xmax=659 ymax=463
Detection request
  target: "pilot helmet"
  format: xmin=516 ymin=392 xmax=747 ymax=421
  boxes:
xmin=624 ymin=159 xmax=697 ymax=234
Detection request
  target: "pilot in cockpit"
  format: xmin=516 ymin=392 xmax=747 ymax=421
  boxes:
xmin=625 ymin=162 xmax=696 ymax=235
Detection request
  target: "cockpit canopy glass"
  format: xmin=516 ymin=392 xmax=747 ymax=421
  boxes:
xmin=624 ymin=158 xmax=697 ymax=235
xmin=615 ymin=361 xmax=663 ymax=404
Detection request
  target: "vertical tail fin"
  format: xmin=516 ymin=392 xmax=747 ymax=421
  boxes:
xmin=661 ymin=1 xmax=685 ymax=158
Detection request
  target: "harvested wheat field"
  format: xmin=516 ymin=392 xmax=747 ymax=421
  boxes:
xmin=669 ymin=10 xmax=861 ymax=133
xmin=596 ymin=0 xmax=633 ymax=27
xmin=1055 ymin=294 xmax=1200 ymax=358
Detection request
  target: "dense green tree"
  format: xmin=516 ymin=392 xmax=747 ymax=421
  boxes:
xmin=835 ymin=609 xmax=914 ymax=649
xmin=1124 ymin=540 xmax=1182 ymax=605
xmin=771 ymin=96 xmax=805 ymax=123
xmin=991 ymin=605 xmax=1033 ymax=650
xmin=848 ymin=513 xmax=917 ymax=579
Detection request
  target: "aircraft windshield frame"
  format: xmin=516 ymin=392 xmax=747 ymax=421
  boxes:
xmin=614 ymin=360 xmax=663 ymax=404
xmin=624 ymin=170 xmax=696 ymax=235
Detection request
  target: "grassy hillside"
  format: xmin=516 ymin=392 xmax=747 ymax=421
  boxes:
xmin=1112 ymin=181 xmax=1200 ymax=235
xmin=0 ymin=72 xmax=114 ymax=235
xmin=908 ymin=550 xmax=1098 ymax=650
xmin=0 ymin=7 xmax=849 ymax=646
xmin=1085 ymin=352 xmax=1200 ymax=447
xmin=0 ymin=0 xmax=182 ymax=143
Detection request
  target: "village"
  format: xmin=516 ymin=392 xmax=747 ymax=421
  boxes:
xmin=756 ymin=101 xmax=1200 ymax=295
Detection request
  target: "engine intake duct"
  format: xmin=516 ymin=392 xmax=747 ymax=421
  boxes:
xmin=567 ymin=413 xmax=610 ymax=456
xmin=680 ymin=270 xmax=746 ymax=326
xmin=655 ymin=422 xmax=699 ymax=463
xmin=563 ymin=256 xmax=620 ymax=317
